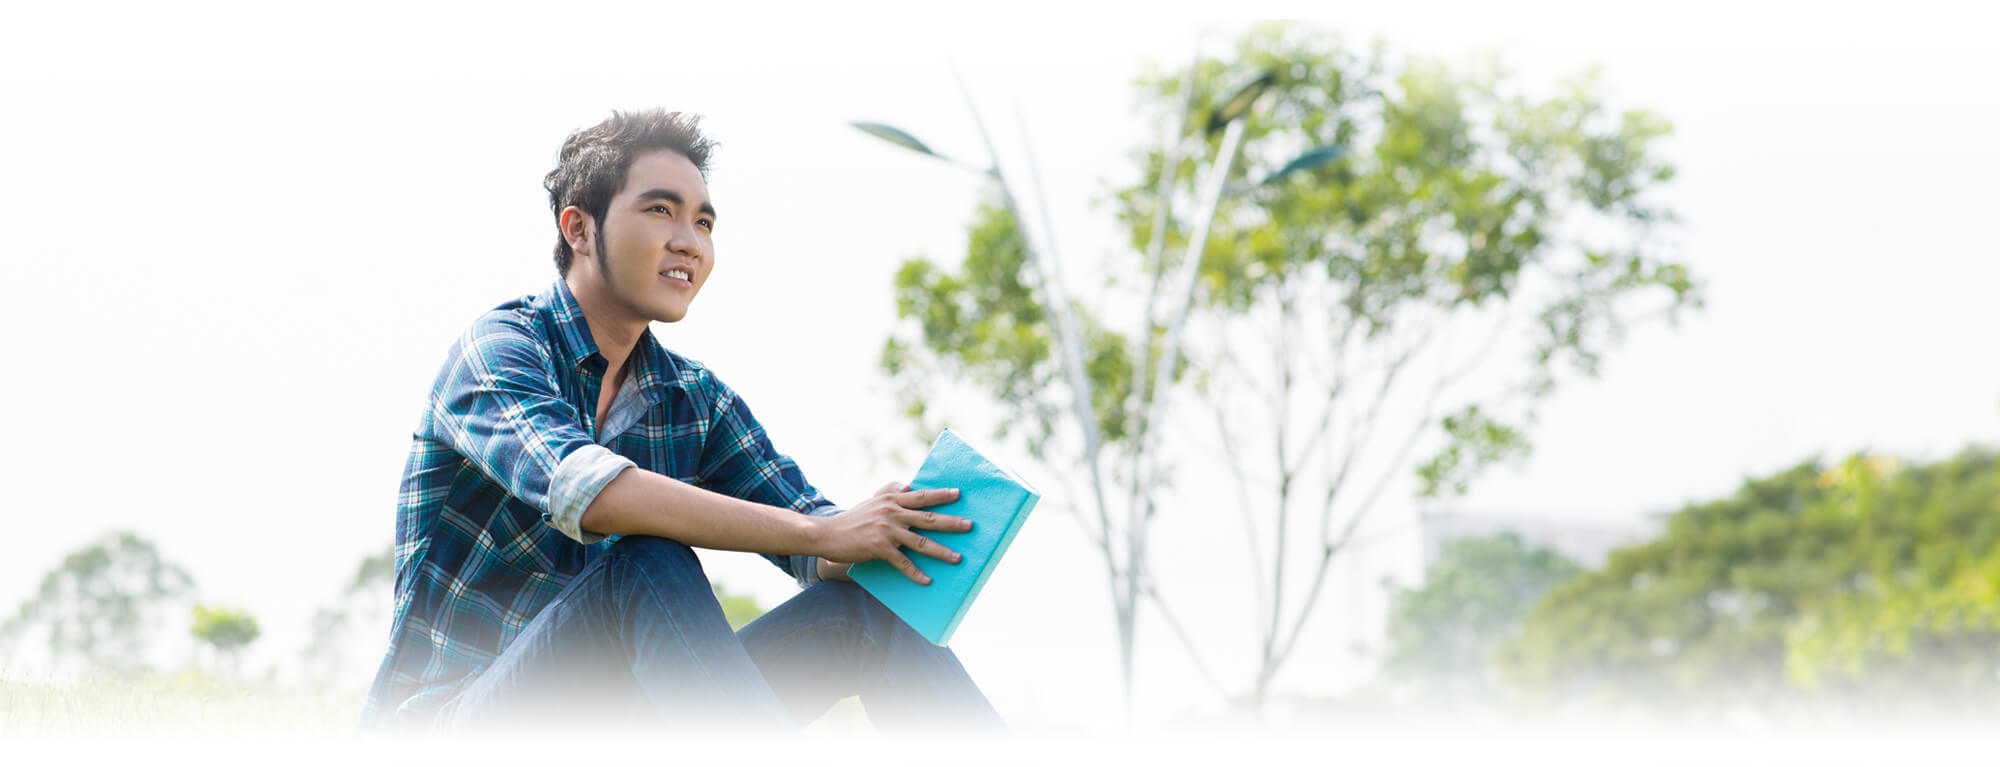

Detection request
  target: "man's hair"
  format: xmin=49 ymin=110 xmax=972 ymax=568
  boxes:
xmin=543 ymin=109 xmax=717 ymax=275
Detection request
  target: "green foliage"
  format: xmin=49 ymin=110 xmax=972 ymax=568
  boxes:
xmin=1787 ymin=546 xmax=2000 ymax=695
xmin=190 ymin=604 xmax=260 ymax=655
xmin=883 ymin=199 xmax=1130 ymax=456
xmin=1117 ymin=23 xmax=1696 ymax=485
xmin=1499 ymin=449 xmax=2000 ymax=712
xmin=1383 ymin=532 xmax=1582 ymax=701
xmin=1415 ymin=405 xmax=1531 ymax=498
xmin=712 ymin=583 xmax=767 ymax=631
xmin=1 ymin=531 xmax=195 ymax=676
xmin=878 ymin=21 xmax=1694 ymax=502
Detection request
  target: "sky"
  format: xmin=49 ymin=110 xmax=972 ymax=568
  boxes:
xmin=2 ymin=0 xmax=1997 ymax=734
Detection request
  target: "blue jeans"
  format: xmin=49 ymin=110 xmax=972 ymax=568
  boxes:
xmin=436 ymin=535 xmax=1005 ymax=735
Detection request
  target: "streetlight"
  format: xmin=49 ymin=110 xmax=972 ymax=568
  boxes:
xmin=1143 ymin=75 xmax=1344 ymax=462
xmin=1131 ymin=74 xmax=1346 ymax=632
xmin=849 ymin=122 xmax=994 ymax=177
xmin=1206 ymin=71 xmax=1275 ymax=136
xmin=1235 ymin=144 xmax=1349 ymax=193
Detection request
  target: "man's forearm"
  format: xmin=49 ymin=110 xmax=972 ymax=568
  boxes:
xmin=579 ymin=467 xmax=824 ymax=556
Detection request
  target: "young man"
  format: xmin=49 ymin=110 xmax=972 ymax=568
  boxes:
xmin=361 ymin=109 xmax=1004 ymax=735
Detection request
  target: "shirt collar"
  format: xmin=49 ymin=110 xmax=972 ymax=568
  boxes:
xmin=544 ymin=278 xmax=679 ymax=404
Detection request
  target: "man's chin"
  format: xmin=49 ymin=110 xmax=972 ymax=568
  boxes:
xmin=649 ymin=303 xmax=691 ymax=324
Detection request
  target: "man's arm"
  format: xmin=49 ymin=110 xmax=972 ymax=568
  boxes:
xmin=683 ymin=373 xmax=844 ymax=586
xmin=579 ymin=472 xmax=967 ymax=585
xmin=579 ymin=468 xmax=819 ymax=556
xmin=674 ymin=371 xmax=969 ymax=587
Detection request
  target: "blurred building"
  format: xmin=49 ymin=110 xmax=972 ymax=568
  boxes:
xmin=1417 ymin=509 xmax=1669 ymax=570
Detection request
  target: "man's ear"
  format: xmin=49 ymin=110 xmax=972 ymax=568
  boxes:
xmin=559 ymin=206 xmax=595 ymax=259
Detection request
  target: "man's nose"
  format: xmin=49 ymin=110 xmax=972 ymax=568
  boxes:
xmin=668 ymin=226 xmax=707 ymax=260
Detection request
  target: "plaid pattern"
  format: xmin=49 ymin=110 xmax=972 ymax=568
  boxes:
xmin=360 ymin=279 xmax=835 ymax=729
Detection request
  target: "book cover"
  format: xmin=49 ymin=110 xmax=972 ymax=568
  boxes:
xmin=848 ymin=427 xmax=1040 ymax=646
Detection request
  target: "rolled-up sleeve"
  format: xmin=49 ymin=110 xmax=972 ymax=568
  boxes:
xmin=423 ymin=318 xmax=599 ymax=535
xmin=547 ymin=446 xmax=636 ymax=544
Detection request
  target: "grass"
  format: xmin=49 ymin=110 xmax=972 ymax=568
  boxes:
xmin=1 ymin=670 xmax=360 ymax=736
xmin=1 ymin=670 xmax=879 ymax=737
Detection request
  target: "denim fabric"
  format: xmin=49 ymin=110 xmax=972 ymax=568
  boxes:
xmin=436 ymin=535 xmax=1005 ymax=735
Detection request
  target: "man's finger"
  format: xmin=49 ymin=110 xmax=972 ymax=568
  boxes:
xmin=898 ymin=530 xmax=962 ymax=564
xmin=874 ymin=481 xmax=904 ymax=497
xmin=895 ymin=487 xmax=961 ymax=509
xmin=899 ymin=507 xmax=974 ymax=532
xmin=891 ymin=552 xmax=930 ymax=585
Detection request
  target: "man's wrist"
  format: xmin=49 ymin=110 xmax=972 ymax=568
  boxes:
xmin=798 ymin=511 xmax=830 ymax=557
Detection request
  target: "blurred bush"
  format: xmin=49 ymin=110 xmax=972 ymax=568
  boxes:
xmin=1500 ymin=447 xmax=2000 ymax=721
xmin=1382 ymin=532 xmax=1582 ymax=706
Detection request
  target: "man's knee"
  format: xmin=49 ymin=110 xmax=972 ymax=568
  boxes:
xmin=598 ymin=536 xmax=739 ymax=634
xmin=607 ymin=535 xmax=705 ymax=581
xmin=815 ymin=580 xmax=916 ymax=638
xmin=813 ymin=579 xmax=869 ymax=608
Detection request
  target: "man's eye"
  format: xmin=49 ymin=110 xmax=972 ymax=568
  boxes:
xmin=648 ymin=205 xmax=670 ymax=214
xmin=698 ymin=220 xmax=714 ymax=231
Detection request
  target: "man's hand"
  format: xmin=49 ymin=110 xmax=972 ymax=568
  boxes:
xmin=813 ymin=481 xmax=971 ymax=585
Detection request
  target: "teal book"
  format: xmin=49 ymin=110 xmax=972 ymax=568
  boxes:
xmin=848 ymin=427 xmax=1040 ymax=646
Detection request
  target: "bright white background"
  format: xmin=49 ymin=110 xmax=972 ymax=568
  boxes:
xmin=2 ymin=0 xmax=1996 ymax=734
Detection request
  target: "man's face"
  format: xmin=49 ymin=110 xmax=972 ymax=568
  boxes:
xmin=579 ymin=149 xmax=717 ymax=325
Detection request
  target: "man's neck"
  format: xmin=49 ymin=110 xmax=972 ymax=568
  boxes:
xmin=564 ymin=274 xmax=646 ymax=386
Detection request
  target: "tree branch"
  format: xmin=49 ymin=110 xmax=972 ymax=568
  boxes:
xmin=1287 ymin=316 xmax=1358 ymax=479
xmin=1272 ymin=324 xmax=1451 ymax=667
xmin=1437 ymin=302 xmax=1514 ymax=391
xmin=1140 ymin=581 xmax=1232 ymax=699
xmin=1204 ymin=351 xmax=1271 ymax=623
xmin=1264 ymin=283 xmax=1298 ymax=666
xmin=1049 ymin=455 xmax=1111 ymax=552
xmin=1317 ymin=318 xmax=1433 ymax=529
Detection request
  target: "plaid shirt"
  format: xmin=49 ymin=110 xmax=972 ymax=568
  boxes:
xmin=361 ymin=278 xmax=838 ymax=729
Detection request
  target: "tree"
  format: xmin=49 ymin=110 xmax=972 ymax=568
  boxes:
xmin=1 ymin=531 xmax=196 ymax=676
xmin=1381 ymin=532 xmax=1581 ymax=705
xmin=878 ymin=22 xmax=1694 ymax=712
xmin=190 ymin=604 xmax=260 ymax=676
xmin=301 ymin=547 xmax=394 ymax=690
xmin=1499 ymin=448 xmax=2000 ymax=721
